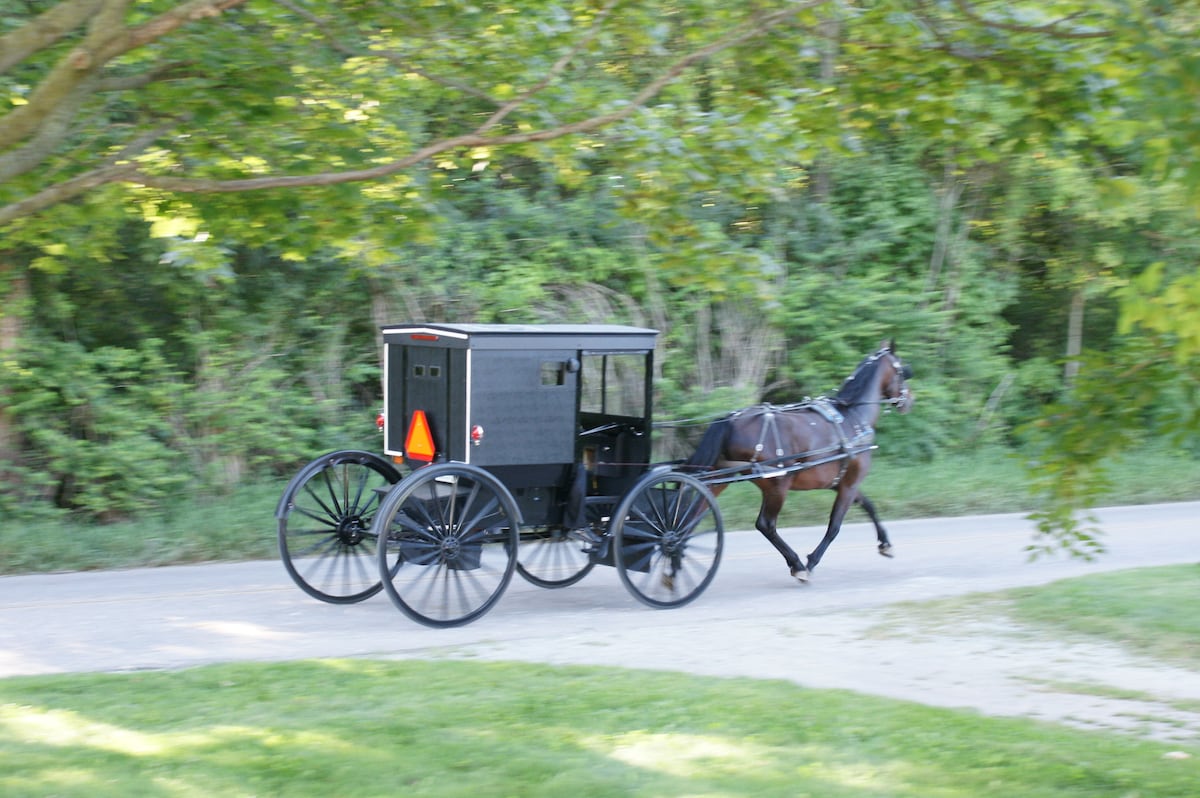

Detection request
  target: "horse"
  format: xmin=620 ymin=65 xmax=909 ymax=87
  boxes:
xmin=684 ymin=340 xmax=914 ymax=582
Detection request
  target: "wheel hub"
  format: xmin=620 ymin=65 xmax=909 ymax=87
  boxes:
xmin=661 ymin=531 xmax=682 ymax=556
xmin=336 ymin=516 xmax=366 ymax=545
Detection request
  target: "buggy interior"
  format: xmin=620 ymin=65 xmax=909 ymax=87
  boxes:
xmin=577 ymin=351 xmax=652 ymax=496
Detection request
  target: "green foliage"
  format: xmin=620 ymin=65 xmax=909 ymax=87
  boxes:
xmin=3 ymin=0 xmax=1200 ymax=554
xmin=2 ymin=210 xmax=387 ymax=519
xmin=1020 ymin=335 xmax=1199 ymax=558
xmin=2 ymin=338 xmax=186 ymax=520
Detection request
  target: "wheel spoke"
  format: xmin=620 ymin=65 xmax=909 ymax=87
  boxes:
xmin=297 ymin=485 xmax=339 ymax=525
xmin=320 ymin=468 xmax=346 ymax=518
xmin=291 ymin=530 xmax=340 ymax=558
xmin=348 ymin=465 xmax=372 ymax=515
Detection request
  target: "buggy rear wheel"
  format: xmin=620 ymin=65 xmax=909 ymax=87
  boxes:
xmin=276 ymin=450 xmax=402 ymax=604
xmin=610 ymin=470 xmax=723 ymax=609
xmin=375 ymin=462 xmax=520 ymax=628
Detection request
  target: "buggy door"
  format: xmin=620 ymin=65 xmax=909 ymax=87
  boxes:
xmin=387 ymin=345 xmax=453 ymax=460
xmin=468 ymin=351 xmax=578 ymax=467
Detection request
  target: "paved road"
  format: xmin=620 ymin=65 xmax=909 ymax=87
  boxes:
xmin=2 ymin=502 xmax=1195 ymax=683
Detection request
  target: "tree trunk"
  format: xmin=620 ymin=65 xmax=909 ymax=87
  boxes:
xmin=1065 ymin=286 xmax=1085 ymax=386
xmin=811 ymin=12 xmax=841 ymax=205
xmin=0 ymin=261 xmax=29 ymax=471
xmin=925 ymin=161 xmax=965 ymax=300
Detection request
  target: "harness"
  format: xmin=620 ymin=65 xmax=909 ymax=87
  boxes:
xmin=737 ymin=399 xmax=875 ymax=489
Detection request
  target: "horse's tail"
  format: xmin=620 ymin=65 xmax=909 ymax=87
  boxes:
xmin=684 ymin=417 xmax=730 ymax=470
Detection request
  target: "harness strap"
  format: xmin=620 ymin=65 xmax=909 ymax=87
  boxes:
xmin=790 ymin=399 xmax=875 ymax=489
xmin=752 ymin=406 xmax=787 ymax=459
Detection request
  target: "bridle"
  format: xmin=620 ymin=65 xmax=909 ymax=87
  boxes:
xmin=880 ymin=351 xmax=912 ymax=411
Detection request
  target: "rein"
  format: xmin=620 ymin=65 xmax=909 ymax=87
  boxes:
xmin=652 ymin=411 xmax=730 ymax=430
xmin=655 ymin=350 xmax=911 ymax=427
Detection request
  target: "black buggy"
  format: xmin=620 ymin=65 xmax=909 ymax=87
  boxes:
xmin=276 ymin=323 xmax=724 ymax=627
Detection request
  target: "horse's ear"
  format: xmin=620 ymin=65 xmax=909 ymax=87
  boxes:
xmin=880 ymin=338 xmax=895 ymax=353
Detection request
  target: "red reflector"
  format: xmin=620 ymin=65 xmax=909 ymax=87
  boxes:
xmin=411 ymin=334 xmax=439 ymax=341
xmin=404 ymin=410 xmax=436 ymax=462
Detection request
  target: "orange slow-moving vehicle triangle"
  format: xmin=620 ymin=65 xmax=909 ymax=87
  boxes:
xmin=404 ymin=410 xmax=436 ymax=462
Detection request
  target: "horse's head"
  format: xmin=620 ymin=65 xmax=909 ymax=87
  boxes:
xmin=878 ymin=340 xmax=914 ymax=414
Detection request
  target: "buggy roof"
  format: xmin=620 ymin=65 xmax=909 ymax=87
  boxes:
xmin=380 ymin=323 xmax=658 ymax=351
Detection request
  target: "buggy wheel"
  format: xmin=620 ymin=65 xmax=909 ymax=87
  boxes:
xmin=276 ymin=450 xmax=402 ymax=604
xmin=516 ymin=527 xmax=596 ymax=589
xmin=611 ymin=470 xmax=723 ymax=609
xmin=375 ymin=462 xmax=519 ymax=628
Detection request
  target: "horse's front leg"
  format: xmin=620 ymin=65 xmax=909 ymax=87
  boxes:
xmin=854 ymin=492 xmax=893 ymax=558
xmin=752 ymin=480 xmax=807 ymax=580
xmin=804 ymin=484 xmax=859 ymax=575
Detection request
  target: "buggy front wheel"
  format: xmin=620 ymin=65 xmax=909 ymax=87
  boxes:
xmin=375 ymin=463 xmax=520 ymax=628
xmin=610 ymin=470 xmax=723 ymax=609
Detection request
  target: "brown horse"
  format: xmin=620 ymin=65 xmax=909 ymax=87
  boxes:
xmin=685 ymin=341 xmax=914 ymax=581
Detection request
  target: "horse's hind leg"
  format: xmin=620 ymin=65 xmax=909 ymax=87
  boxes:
xmin=855 ymin=492 xmax=893 ymax=558
xmin=752 ymin=482 xmax=807 ymax=580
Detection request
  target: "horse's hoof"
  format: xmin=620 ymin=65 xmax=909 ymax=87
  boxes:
xmin=661 ymin=574 xmax=676 ymax=592
xmin=878 ymin=543 xmax=894 ymax=558
xmin=790 ymin=566 xmax=810 ymax=583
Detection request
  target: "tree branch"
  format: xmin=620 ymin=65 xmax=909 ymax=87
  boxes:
xmin=0 ymin=127 xmax=162 ymax=226
xmin=477 ymin=0 xmax=624 ymax=133
xmin=0 ymin=0 xmax=104 ymax=75
xmin=0 ymin=79 xmax=98 ymax=183
xmin=95 ymin=61 xmax=196 ymax=92
xmin=120 ymin=0 xmax=829 ymax=195
xmin=950 ymin=0 xmax=1110 ymax=40
xmin=0 ymin=0 xmax=250 ymax=151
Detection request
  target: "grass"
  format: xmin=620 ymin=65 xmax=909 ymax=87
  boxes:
xmin=0 ymin=483 xmax=282 ymax=575
xmin=1005 ymin=563 xmax=1200 ymax=667
xmin=2 ymin=658 xmax=1197 ymax=798
xmin=2 ymin=446 xmax=1198 ymax=576
xmin=874 ymin=564 xmax=1200 ymax=669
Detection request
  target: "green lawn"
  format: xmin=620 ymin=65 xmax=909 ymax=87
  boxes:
xmin=2 ymin=658 xmax=1196 ymax=798
xmin=3 ymin=566 xmax=1199 ymax=796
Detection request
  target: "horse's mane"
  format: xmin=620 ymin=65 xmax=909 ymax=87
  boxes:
xmin=832 ymin=349 xmax=890 ymax=409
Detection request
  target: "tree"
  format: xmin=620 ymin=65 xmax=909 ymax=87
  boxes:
xmin=3 ymin=1 xmax=1197 ymax=544
xmin=0 ymin=0 xmax=838 ymax=227
xmin=5 ymin=1 xmax=1165 ymax=229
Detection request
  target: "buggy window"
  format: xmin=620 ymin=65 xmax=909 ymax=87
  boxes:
xmin=580 ymin=353 xmax=646 ymax=417
xmin=540 ymin=361 xmax=566 ymax=387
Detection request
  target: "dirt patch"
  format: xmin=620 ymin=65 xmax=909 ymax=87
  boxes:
xmin=852 ymin=612 xmax=1200 ymax=744
xmin=451 ymin=608 xmax=1200 ymax=747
